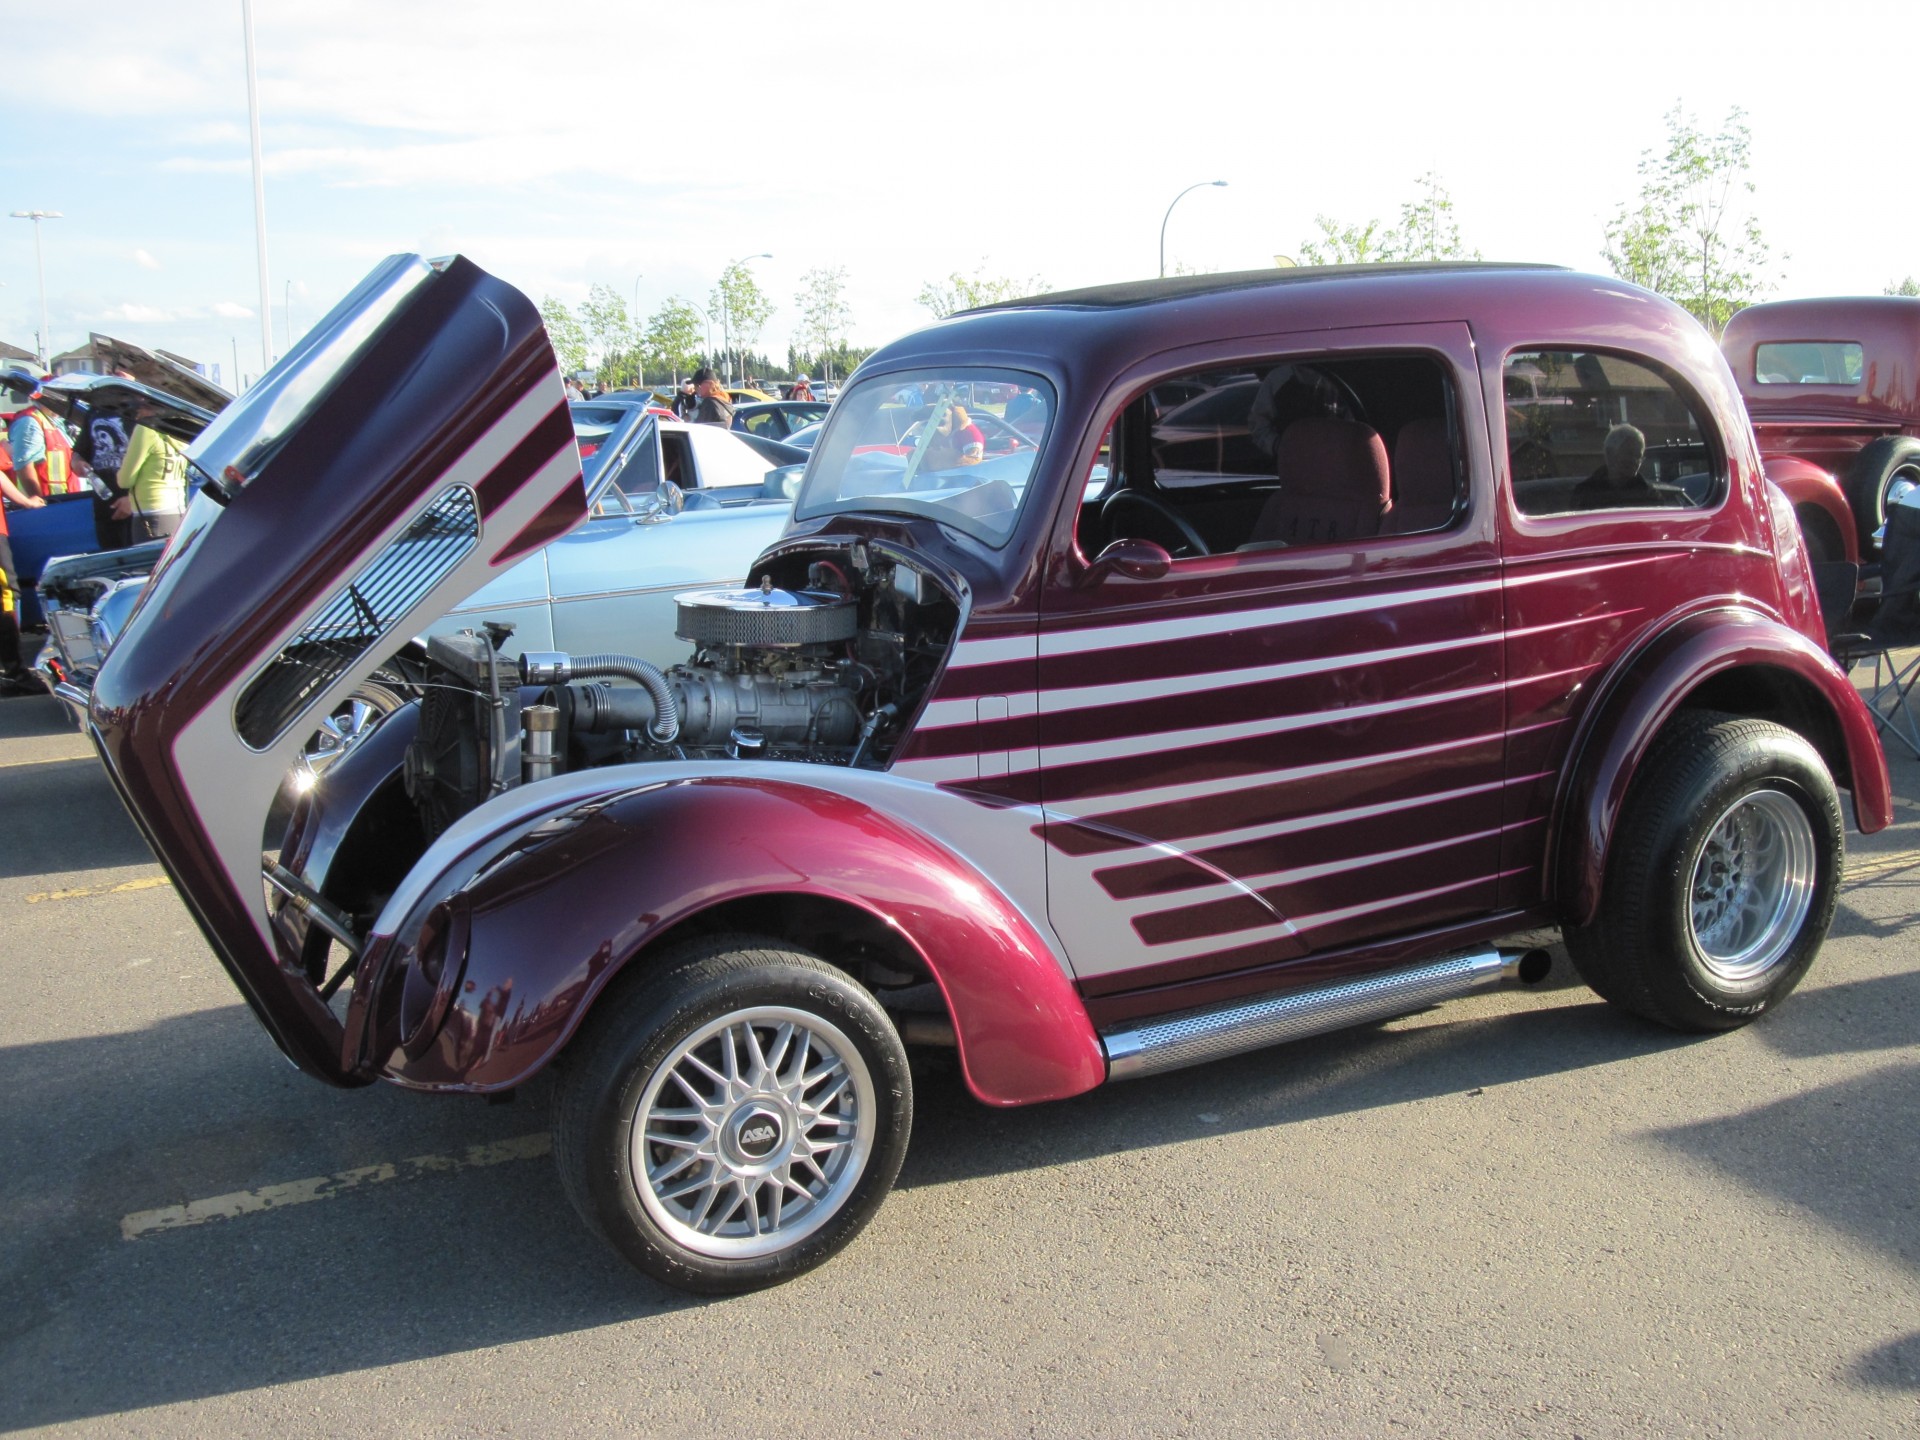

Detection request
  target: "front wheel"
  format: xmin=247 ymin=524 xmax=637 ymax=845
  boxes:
xmin=1564 ymin=712 xmax=1843 ymax=1032
xmin=553 ymin=935 xmax=913 ymax=1294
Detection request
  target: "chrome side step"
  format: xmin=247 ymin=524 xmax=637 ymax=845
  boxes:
xmin=1102 ymin=946 xmax=1550 ymax=1082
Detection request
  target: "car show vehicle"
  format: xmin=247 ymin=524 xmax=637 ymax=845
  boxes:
xmin=1722 ymin=295 xmax=1920 ymax=561
xmin=36 ymin=404 xmax=795 ymax=710
xmin=731 ymin=399 xmax=830 ymax=442
xmin=88 ymin=254 xmax=1891 ymax=1295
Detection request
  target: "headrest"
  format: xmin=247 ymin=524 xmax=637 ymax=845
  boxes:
xmin=1275 ymin=416 xmax=1390 ymax=508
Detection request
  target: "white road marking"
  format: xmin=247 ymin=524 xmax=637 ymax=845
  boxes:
xmin=121 ymin=1132 xmax=552 ymax=1241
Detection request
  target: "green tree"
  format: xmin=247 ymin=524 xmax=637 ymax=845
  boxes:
xmin=1296 ymin=172 xmax=1478 ymax=265
xmin=1602 ymin=105 xmax=1777 ymax=337
xmin=643 ymin=298 xmax=706 ymax=384
xmin=796 ymin=266 xmax=854 ymax=380
xmin=539 ymin=296 xmax=587 ymax=375
xmin=711 ymin=262 xmax=775 ymax=383
xmin=914 ymin=265 xmax=1046 ymax=319
xmin=576 ymin=283 xmax=635 ymax=385
xmin=1886 ymin=277 xmax=1920 ymax=297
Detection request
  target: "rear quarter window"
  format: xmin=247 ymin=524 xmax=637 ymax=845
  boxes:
xmin=1504 ymin=350 xmax=1723 ymax=517
xmin=1754 ymin=342 xmax=1863 ymax=386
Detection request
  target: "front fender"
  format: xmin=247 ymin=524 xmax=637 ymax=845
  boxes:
xmin=361 ymin=775 xmax=1105 ymax=1106
xmin=1552 ymin=607 xmax=1893 ymax=925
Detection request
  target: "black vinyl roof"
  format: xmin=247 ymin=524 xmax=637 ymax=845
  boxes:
xmin=966 ymin=261 xmax=1567 ymax=314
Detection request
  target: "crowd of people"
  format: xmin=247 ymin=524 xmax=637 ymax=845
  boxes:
xmin=0 ymin=369 xmax=190 ymax=695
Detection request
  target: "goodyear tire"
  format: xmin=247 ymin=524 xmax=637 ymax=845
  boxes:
xmin=554 ymin=934 xmax=912 ymax=1294
xmin=1847 ymin=436 xmax=1920 ymax=551
xmin=1564 ymin=712 xmax=1843 ymax=1032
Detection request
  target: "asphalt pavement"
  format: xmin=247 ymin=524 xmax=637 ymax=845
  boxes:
xmin=2 ymin=683 xmax=1917 ymax=1438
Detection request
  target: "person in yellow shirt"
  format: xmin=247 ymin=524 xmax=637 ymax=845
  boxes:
xmin=112 ymin=419 xmax=189 ymax=542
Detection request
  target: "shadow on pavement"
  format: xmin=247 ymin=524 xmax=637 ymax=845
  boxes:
xmin=0 ymin=962 xmax=1706 ymax=1430
xmin=0 ymin=749 xmax=155 ymax=880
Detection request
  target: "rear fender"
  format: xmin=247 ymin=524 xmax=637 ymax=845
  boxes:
xmin=353 ymin=773 xmax=1105 ymax=1106
xmin=1552 ymin=607 xmax=1893 ymax=925
xmin=1764 ymin=455 xmax=1856 ymax=563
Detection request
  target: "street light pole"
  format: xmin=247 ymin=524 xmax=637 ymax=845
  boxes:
xmin=241 ymin=0 xmax=274 ymax=373
xmin=684 ymin=299 xmax=714 ymax=384
xmin=9 ymin=210 xmax=63 ymax=369
xmin=721 ymin=252 xmax=771 ymax=385
xmin=284 ymin=279 xmax=294 ymax=351
xmin=630 ymin=273 xmax=644 ymax=384
xmin=1158 ymin=180 xmax=1228 ymax=279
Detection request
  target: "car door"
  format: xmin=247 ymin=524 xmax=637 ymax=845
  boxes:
xmin=1037 ymin=324 xmax=1507 ymax=1000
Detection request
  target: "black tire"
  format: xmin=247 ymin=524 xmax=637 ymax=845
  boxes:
xmin=1846 ymin=436 xmax=1920 ymax=552
xmin=1564 ymin=712 xmax=1843 ymax=1032
xmin=553 ymin=934 xmax=912 ymax=1294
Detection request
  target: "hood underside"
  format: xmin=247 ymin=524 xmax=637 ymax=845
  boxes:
xmin=89 ymin=254 xmax=587 ymax=1083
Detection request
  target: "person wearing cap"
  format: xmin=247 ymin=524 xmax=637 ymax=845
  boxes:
xmin=6 ymin=373 xmax=76 ymax=499
xmin=690 ymin=368 xmax=733 ymax=427
xmin=789 ymin=373 xmax=815 ymax=402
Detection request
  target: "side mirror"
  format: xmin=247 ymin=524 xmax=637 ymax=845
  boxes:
xmin=1081 ymin=537 xmax=1172 ymax=587
xmin=635 ymin=480 xmax=686 ymax=524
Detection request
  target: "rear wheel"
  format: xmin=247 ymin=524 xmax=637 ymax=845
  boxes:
xmin=554 ymin=935 xmax=912 ymax=1294
xmin=1847 ymin=436 xmax=1920 ymax=551
xmin=1564 ymin=712 xmax=1843 ymax=1031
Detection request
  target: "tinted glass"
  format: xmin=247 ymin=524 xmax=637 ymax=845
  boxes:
xmin=1081 ymin=354 xmax=1460 ymax=559
xmin=796 ymin=368 xmax=1053 ymax=545
xmin=1754 ymin=342 xmax=1864 ymax=386
xmin=1505 ymin=350 xmax=1721 ymax=516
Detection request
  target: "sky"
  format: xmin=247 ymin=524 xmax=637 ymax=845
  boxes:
xmin=2 ymin=0 xmax=1916 ymax=389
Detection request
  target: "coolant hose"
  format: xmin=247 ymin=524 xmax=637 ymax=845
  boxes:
xmin=566 ymin=654 xmax=680 ymax=744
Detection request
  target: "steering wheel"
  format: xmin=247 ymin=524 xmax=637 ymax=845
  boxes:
xmin=1101 ymin=488 xmax=1210 ymax=557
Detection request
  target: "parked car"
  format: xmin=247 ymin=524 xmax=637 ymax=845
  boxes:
xmin=731 ymin=399 xmax=829 ymax=443
xmin=3 ymin=372 xmax=220 ymax=627
xmin=89 ymin=254 xmax=1890 ymax=1296
xmin=1722 ymin=296 xmax=1920 ymax=561
xmin=36 ymin=406 xmax=796 ymax=714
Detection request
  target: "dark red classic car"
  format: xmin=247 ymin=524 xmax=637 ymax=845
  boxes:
xmin=1722 ymin=295 xmax=1920 ymax=561
xmin=89 ymin=256 xmax=1891 ymax=1294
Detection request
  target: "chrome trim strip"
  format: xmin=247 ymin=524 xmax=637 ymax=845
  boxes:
xmin=1102 ymin=947 xmax=1511 ymax=1081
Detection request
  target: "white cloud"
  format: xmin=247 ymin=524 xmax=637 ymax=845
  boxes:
xmin=106 ymin=303 xmax=182 ymax=324
xmin=134 ymin=249 xmax=162 ymax=271
xmin=212 ymin=301 xmax=254 ymax=319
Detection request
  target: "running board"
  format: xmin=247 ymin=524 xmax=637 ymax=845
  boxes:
xmin=1102 ymin=946 xmax=1550 ymax=1082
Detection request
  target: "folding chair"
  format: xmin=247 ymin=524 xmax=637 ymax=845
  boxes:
xmin=1828 ymin=502 xmax=1920 ymax=760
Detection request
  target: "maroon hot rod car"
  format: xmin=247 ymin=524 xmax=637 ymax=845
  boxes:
xmin=90 ymin=255 xmax=1891 ymax=1293
xmin=1722 ymin=295 xmax=1920 ymax=562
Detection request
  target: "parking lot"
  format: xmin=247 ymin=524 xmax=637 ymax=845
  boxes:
xmin=2 ymin=683 xmax=1917 ymax=1439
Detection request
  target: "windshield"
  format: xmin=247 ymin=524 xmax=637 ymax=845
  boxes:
xmin=794 ymin=368 xmax=1054 ymax=545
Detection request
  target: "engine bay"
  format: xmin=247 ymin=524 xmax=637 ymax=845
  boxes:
xmin=401 ymin=541 xmax=961 ymax=842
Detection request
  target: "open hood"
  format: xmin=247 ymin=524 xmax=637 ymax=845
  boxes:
xmin=35 ymin=372 xmax=221 ymax=443
xmin=89 ymin=254 xmax=585 ymax=1084
xmin=85 ymin=332 xmax=235 ymax=413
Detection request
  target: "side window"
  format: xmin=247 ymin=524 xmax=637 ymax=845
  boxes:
xmin=1754 ymin=341 xmax=1863 ymax=386
xmin=1079 ymin=354 xmax=1462 ymax=560
xmin=1505 ymin=350 xmax=1722 ymax=516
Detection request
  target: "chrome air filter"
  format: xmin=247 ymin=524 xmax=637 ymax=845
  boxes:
xmin=674 ymin=585 xmax=858 ymax=649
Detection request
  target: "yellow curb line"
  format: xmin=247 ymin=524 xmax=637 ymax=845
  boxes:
xmin=26 ymin=875 xmax=172 ymax=904
xmin=1844 ymin=850 xmax=1920 ymax=885
xmin=0 ymin=753 xmax=91 ymax=769
xmin=121 ymin=1133 xmax=553 ymax=1241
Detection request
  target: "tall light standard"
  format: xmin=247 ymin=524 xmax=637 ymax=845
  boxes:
xmin=9 ymin=210 xmax=63 ymax=369
xmin=719 ymin=252 xmax=770 ymax=384
xmin=284 ymin=279 xmax=295 ymax=352
xmin=1158 ymin=180 xmax=1227 ymax=279
xmin=241 ymin=0 xmax=274 ymax=373
xmin=629 ymin=273 xmax=644 ymax=385
xmin=684 ymin=298 xmax=715 ymax=383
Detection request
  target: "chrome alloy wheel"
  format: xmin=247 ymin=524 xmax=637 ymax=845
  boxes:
xmin=1688 ymin=788 xmax=1818 ymax=981
xmin=629 ymin=1006 xmax=876 ymax=1259
xmin=294 ymin=694 xmax=391 ymax=789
